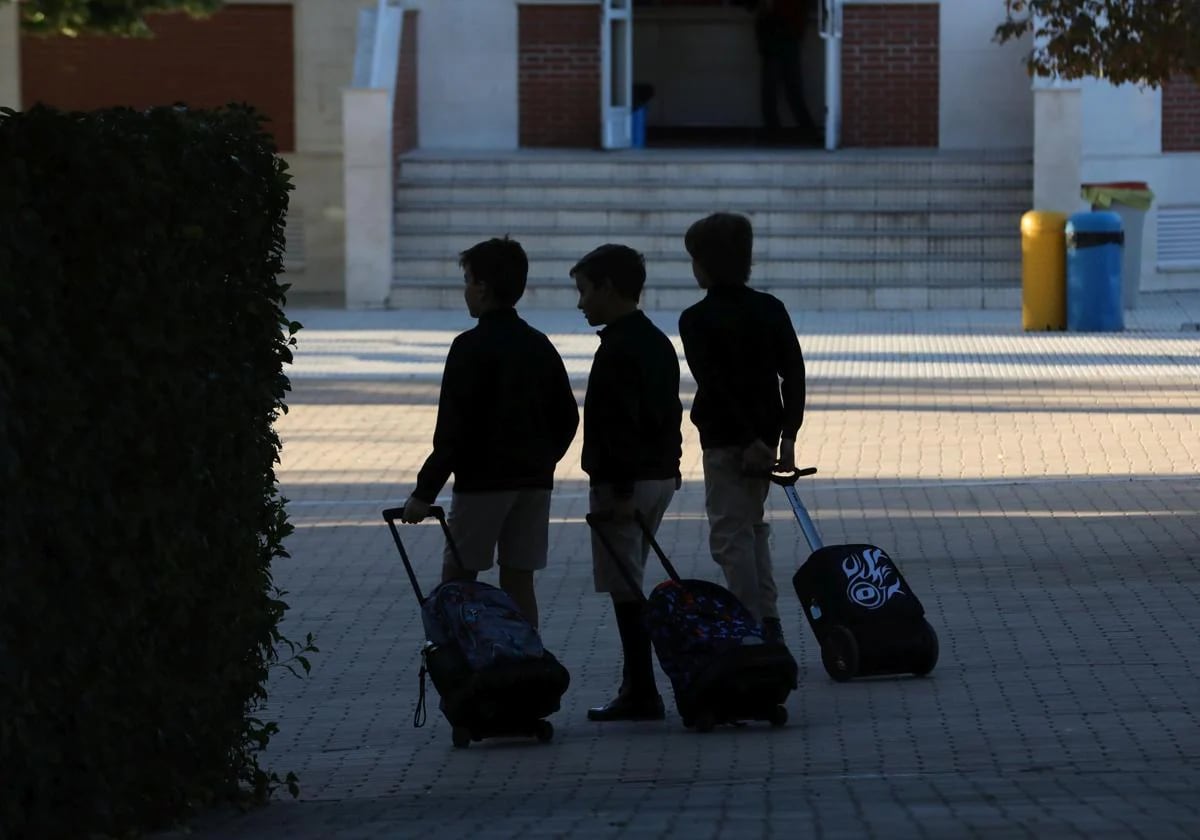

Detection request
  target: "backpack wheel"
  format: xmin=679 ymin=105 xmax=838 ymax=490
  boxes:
xmin=821 ymin=624 xmax=859 ymax=682
xmin=535 ymin=720 xmax=554 ymax=743
xmin=694 ymin=710 xmax=717 ymax=733
xmin=911 ymin=620 xmax=939 ymax=677
xmin=768 ymin=705 xmax=788 ymax=727
xmin=451 ymin=726 xmax=472 ymax=748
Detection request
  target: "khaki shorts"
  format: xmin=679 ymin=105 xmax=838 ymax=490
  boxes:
xmin=589 ymin=478 xmax=677 ymax=597
xmin=443 ymin=488 xmax=552 ymax=573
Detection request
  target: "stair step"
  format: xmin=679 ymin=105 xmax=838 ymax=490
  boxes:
xmin=397 ymin=157 xmax=1033 ymax=185
xmin=386 ymin=282 xmax=1021 ymax=312
xmin=394 ymin=255 xmax=1020 ymax=284
xmin=395 ymin=181 xmax=1031 ymax=209
xmin=395 ymin=206 xmax=1026 ymax=233
xmin=394 ymin=230 xmax=1020 ymax=259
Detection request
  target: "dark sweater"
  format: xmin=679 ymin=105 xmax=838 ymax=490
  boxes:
xmin=678 ymin=285 xmax=805 ymax=450
xmin=413 ymin=308 xmax=579 ymax=501
xmin=581 ymin=310 xmax=683 ymax=497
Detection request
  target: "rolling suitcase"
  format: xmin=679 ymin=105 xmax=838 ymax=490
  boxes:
xmin=587 ymin=511 xmax=798 ymax=732
xmin=383 ymin=505 xmax=570 ymax=748
xmin=773 ymin=468 xmax=939 ymax=682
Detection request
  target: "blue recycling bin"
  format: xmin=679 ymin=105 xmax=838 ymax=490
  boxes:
xmin=1065 ymin=210 xmax=1124 ymax=332
xmin=632 ymin=106 xmax=647 ymax=149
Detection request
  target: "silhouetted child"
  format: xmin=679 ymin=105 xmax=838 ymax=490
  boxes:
xmin=678 ymin=212 xmax=806 ymax=643
xmin=402 ymin=237 xmax=579 ymax=628
xmin=573 ymin=244 xmax=683 ymax=722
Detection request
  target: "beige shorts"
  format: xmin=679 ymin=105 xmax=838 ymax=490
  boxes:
xmin=443 ymin=488 xmax=552 ymax=573
xmin=589 ymin=478 xmax=677 ymax=597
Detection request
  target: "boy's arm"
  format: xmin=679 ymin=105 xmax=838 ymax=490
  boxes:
xmin=548 ymin=342 xmax=580 ymax=463
xmin=412 ymin=337 xmax=472 ymax=503
xmin=592 ymin=345 xmax=643 ymax=501
xmin=775 ymin=303 xmax=806 ymax=464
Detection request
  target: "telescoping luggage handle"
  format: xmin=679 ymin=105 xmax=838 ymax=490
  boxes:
xmin=769 ymin=467 xmax=824 ymax=552
xmin=382 ymin=505 xmax=466 ymax=604
xmin=585 ymin=510 xmax=683 ymax=598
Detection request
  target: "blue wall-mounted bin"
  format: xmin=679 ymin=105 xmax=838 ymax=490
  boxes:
xmin=1065 ymin=210 xmax=1124 ymax=332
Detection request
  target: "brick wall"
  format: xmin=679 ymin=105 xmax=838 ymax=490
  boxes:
xmin=1162 ymin=75 xmax=1200 ymax=152
xmin=393 ymin=9 xmax=419 ymax=156
xmin=19 ymin=4 xmax=295 ymax=152
xmin=518 ymin=4 xmax=601 ymax=148
xmin=841 ymin=3 xmax=938 ymax=147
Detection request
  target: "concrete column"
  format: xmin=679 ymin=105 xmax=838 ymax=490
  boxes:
xmin=342 ymin=88 xmax=393 ymax=309
xmin=1033 ymin=86 xmax=1085 ymax=215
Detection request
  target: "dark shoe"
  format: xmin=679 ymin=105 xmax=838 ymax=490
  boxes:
xmin=587 ymin=689 xmax=666 ymax=722
xmin=762 ymin=617 xmax=785 ymax=644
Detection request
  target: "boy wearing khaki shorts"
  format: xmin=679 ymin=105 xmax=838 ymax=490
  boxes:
xmin=573 ymin=244 xmax=683 ymax=722
xmin=401 ymin=237 xmax=579 ymax=628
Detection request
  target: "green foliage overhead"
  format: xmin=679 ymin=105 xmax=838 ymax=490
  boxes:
xmin=996 ymin=0 xmax=1200 ymax=87
xmin=14 ymin=0 xmax=223 ymax=36
xmin=0 ymin=103 xmax=310 ymax=838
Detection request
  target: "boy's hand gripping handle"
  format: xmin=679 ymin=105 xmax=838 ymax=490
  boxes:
xmin=382 ymin=505 xmax=462 ymax=603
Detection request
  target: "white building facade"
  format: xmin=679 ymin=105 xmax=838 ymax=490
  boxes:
xmin=3 ymin=0 xmax=1197 ymax=302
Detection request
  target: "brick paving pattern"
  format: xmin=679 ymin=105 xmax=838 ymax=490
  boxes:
xmin=171 ymin=295 xmax=1200 ymax=839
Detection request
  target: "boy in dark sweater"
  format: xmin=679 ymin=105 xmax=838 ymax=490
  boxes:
xmin=678 ymin=213 xmax=806 ymax=643
xmin=574 ymin=244 xmax=683 ymax=722
xmin=401 ymin=237 xmax=579 ymax=628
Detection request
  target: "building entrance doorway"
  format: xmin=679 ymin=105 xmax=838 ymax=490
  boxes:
xmin=625 ymin=0 xmax=838 ymax=149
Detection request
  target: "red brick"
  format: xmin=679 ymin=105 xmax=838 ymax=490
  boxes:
xmin=518 ymin=4 xmax=601 ymax=148
xmin=393 ymin=10 xmax=419 ymax=158
xmin=1163 ymin=75 xmax=1200 ymax=152
xmin=840 ymin=4 xmax=939 ymax=148
xmin=20 ymin=4 xmax=295 ymax=152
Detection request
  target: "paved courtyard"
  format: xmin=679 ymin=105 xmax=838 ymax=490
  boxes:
xmin=177 ymin=294 xmax=1200 ymax=839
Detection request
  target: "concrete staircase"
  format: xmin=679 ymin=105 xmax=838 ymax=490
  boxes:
xmin=390 ymin=150 xmax=1032 ymax=310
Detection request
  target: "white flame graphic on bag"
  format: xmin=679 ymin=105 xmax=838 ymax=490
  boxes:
xmin=841 ymin=548 xmax=904 ymax=610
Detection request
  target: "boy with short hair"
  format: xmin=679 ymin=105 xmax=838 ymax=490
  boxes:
xmin=678 ymin=212 xmax=806 ymax=643
xmin=573 ymin=243 xmax=683 ymax=722
xmin=402 ymin=237 xmax=579 ymax=629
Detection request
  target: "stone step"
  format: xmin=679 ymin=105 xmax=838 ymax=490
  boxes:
xmin=395 ymin=205 xmax=1025 ymax=233
xmin=394 ymin=229 xmax=1020 ymax=260
xmin=395 ymin=180 xmax=1031 ymax=209
xmin=396 ymin=155 xmax=1033 ymax=186
xmin=394 ymin=254 xmax=1019 ymax=284
xmin=391 ymin=152 xmax=1032 ymax=311
xmin=386 ymin=281 xmax=1020 ymax=311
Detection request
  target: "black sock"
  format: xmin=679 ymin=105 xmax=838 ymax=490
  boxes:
xmin=613 ymin=599 xmax=656 ymax=697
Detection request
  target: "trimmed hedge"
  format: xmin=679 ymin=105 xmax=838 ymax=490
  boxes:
xmin=18 ymin=0 xmax=224 ymax=37
xmin=0 ymin=104 xmax=307 ymax=838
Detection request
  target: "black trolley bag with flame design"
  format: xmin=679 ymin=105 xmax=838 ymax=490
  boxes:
xmin=773 ymin=468 xmax=939 ymax=681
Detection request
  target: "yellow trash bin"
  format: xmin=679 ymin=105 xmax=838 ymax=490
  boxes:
xmin=1020 ymin=210 xmax=1067 ymax=331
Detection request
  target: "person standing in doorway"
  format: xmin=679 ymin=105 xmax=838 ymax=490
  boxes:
xmin=754 ymin=0 xmax=822 ymax=145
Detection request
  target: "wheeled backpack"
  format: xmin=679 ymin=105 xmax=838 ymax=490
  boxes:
xmin=587 ymin=512 xmax=797 ymax=732
xmin=773 ymin=468 xmax=939 ymax=681
xmin=383 ymin=505 xmax=569 ymax=747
